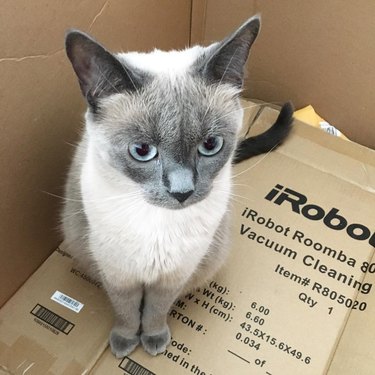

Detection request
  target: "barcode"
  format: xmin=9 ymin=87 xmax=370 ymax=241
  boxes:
xmin=119 ymin=357 xmax=155 ymax=375
xmin=31 ymin=304 xmax=74 ymax=334
xmin=51 ymin=290 xmax=84 ymax=313
xmin=60 ymin=294 xmax=79 ymax=307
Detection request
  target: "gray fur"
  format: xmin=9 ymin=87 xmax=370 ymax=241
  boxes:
xmin=110 ymin=332 xmax=140 ymax=359
xmin=63 ymin=16 xmax=261 ymax=358
xmin=141 ymin=328 xmax=171 ymax=356
xmin=107 ymin=283 xmax=143 ymax=357
xmin=93 ymin=76 xmax=240 ymax=209
xmin=65 ymin=30 xmax=146 ymax=109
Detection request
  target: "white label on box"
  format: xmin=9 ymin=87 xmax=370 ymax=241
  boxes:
xmin=319 ymin=121 xmax=342 ymax=137
xmin=51 ymin=290 xmax=84 ymax=313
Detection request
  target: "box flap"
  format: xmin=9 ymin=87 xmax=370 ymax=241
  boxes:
xmin=1 ymin=100 xmax=373 ymax=374
xmin=90 ymin=101 xmax=375 ymax=374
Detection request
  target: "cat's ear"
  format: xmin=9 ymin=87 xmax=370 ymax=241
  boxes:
xmin=199 ymin=15 xmax=260 ymax=88
xmin=65 ymin=30 xmax=142 ymax=108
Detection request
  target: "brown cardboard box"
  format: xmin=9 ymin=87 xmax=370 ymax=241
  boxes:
xmin=88 ymin=103 xmax=375 ymax=375
xmin=1 ymin=1 xmax=375 ymax=374
xmin=0 ymin=248 xmax=113 ymax=374
xmin=1 ymin=101 xmax=374 ymax=374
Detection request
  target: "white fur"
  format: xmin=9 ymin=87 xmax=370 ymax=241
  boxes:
xmin=80 ymin=141 xmax=232 ymax=289
xmin=117 ymin=45 xmax=214 ymax=76
xmin=74 ymin=46 xmax=242 ymax=291
xmin=62 ymin=17 xmax=262 ymax=357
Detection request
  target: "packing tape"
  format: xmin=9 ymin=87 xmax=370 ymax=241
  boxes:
xmin=0 ymin=336 xmax=87 ymax=374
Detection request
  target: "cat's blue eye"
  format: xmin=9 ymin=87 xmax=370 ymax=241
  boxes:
xmin=129 ymin=143 xmax=158 ymax=161
xmin=198 ymin=136 xmax=224 ymax=156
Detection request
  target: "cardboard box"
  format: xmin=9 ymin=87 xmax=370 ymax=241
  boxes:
xmin=91 ymin=104 xmax=375 ymax=375
xmin=1 ymin=2 xmax=375 ymax=374
xmin=2 ymin=0 xmax=375 ymax=308
xmin=1 ymin=101 xmax=374 ymax=374
xmin=0 ymin=248 xmax=112 ymax=374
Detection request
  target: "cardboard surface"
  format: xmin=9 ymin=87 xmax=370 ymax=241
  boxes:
xmin=3 ymin=0 xmax=375 ymax=310
xmin=2 ymin=2 xmax=375 ymax=373
xmin=0 ymin=0 xmax=191 ymax=308
xmin=1 ymin=101 xmax=374 ymax=374
xmin=0 ymin=246 xmax=112 ymax=374
xmin=193 ymin=0 xmax=375 ymax=149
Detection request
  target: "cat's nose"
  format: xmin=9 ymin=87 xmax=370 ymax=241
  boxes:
xmin=166 ymin=167 xmax=195 ymax=203
xmin=170 ymin=190 xmax=194 ymax=203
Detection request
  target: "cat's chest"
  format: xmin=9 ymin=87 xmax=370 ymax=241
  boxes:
xmin=80 ymin=153 xmax=230 ymax=284
xmin=82 ymin=181 xmax=226 ymax=284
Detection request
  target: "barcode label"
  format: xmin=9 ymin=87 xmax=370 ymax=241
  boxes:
xmin=31 ymin=304 xmax=74 ymax=334
xmin=51 ymin=290 xmax=84 ymax=313
xmin=119 ymin=357 xmax=155 ymax=375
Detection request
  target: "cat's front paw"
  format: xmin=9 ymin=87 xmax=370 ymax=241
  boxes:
xmin=109 ymin=330 xmax=140 ymax=358
xmin=141 ymin=326 xmax=171 ymax=356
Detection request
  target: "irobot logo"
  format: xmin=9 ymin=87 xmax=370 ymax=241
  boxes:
xmin=265 ymin=184 xmax=375 ymax=247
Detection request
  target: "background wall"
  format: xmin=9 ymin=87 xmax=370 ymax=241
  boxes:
xmin=192 ymin=0 xmax=375 ymax=149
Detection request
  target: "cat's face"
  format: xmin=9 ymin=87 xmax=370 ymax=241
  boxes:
xmin=90 ymin=76 xmax=242 ymax=209
xmin=66 ymin=16 xmax=260 ymax=209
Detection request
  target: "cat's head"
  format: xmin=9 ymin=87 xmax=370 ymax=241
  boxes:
xmin=65 ymin=16 xmax=260 ymax=209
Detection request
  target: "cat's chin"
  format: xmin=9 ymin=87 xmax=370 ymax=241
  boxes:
xmin=145 ymin=195 xmax=206 ymax=210
xmin=148 ymin=201 xmax=197 ymax=210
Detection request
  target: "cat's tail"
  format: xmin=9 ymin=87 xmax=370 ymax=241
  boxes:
xmin=233 ymin=102 xmax=294 ymax=164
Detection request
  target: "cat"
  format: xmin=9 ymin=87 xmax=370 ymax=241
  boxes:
xmin=62 ymin=15 xmax=293 ymax=358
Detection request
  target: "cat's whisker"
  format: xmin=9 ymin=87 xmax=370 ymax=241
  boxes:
xmin=100 ymin=196 xmax=144 ymax=223
xmin=231 ymin=183 xmax=255 ymax=189
xmin=96 ymin=192 xmax=144 ymax=203
xmin=217 ymin=46 xmax=240 ymax=88
xmin=212 ymin=177 xmax=254 ymax=190
xmin=92 ymin=74 xmax=103 ymax=98
xmin=215 ymin=189 xmax=254 ymax=203
xmin=95 ymin=63 xmax=121 ymax=95
xmin=202 ymin=226 xmax=209 ymax=234
xmin=215 ymin=188 xmax=254 ymax=200
xmin=215 ymin=181 xmax=254 ymax=188
xmin=123 ymin=65 xmax=141 ymax=94
xmin=63 ymin=209 xmax=86 ymax=220
xmin=230 ymin=198 xmax=246 ymax=205
xmin=42 ymin=190 xmax=143 ymax=204
xmin=98 ymin=191 xmax=144 ymax=205
xmin=211 ymin=101 xmax=284 ymax=126
xmin=64 ymin=141 xmax=79 ymax=148
xmin=210 ymin=103 xmax=260 ymax=125
xmin=92 ymin=197 xmax=145 ymax=217
xmin=217 ymin=194 xmax=245 ymax=206
xmin=202 ymin=46 xmax=241 ymax=123
xmin=42 ymin=191 xmax=83 ymax=202
xmin=231 ymin=144 xmax=279 ymax=180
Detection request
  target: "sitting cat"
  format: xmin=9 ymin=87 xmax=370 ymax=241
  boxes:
xmin=62 ymin=15 xmax=293 ymax=358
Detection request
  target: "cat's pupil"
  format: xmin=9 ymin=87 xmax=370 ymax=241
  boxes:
xmin=136 ymin=144 xmax=150 ymax=156
xmin=204 ymin=137 xmax=217 ymax=150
